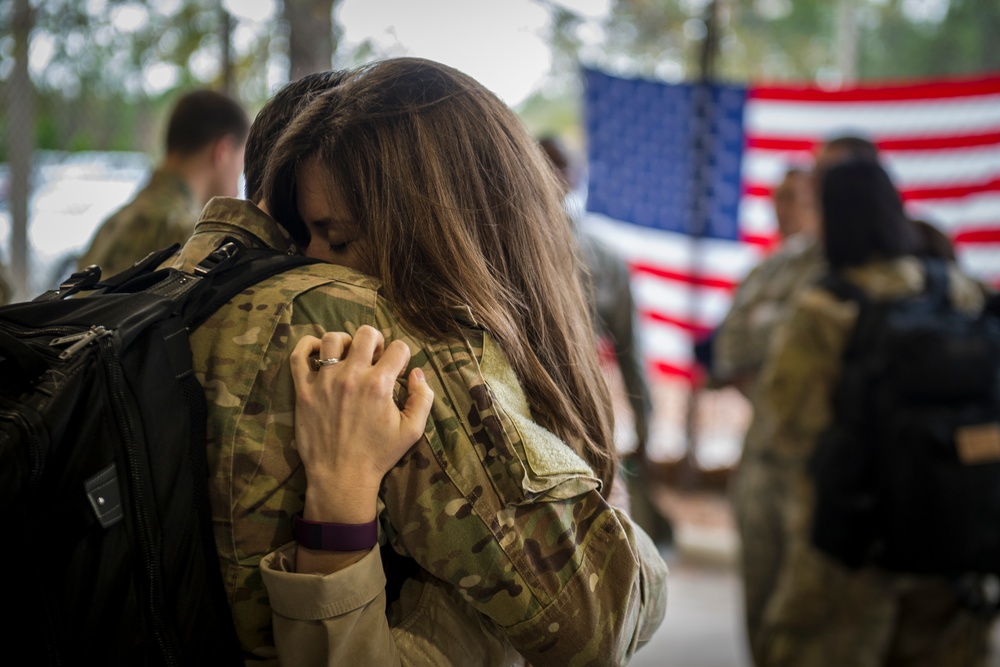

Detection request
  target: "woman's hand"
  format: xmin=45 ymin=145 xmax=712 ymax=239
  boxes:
xmin=290 ymin=325 xmax=433 ymax=527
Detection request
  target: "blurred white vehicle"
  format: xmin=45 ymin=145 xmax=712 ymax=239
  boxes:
xmin=0 ymin=150 xmax=150 ymax=299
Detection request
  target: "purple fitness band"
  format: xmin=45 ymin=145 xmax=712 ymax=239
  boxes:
xmin=293 ymin=513 xmax=378 ymax=552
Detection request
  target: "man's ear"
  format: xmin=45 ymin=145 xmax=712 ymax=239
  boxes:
xmin=212 ymin=134 xmax=237 ymax=166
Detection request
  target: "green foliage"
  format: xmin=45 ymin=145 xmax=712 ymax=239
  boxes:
xmin=859 ymin=0 xmax=1000 ymax=79
xmin=2 ymin=0 xmax=281 ymax=155
xmin=530 ymin=0 xmax=1000 ymax=139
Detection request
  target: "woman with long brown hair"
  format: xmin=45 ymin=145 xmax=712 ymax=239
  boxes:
xmin=257 ymin=57 xmax=667 ymax=665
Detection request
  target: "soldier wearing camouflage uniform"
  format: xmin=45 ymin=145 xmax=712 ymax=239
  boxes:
xmin=713 ymin=168 xmax=825 ymax=661
xmin=755 ymin=159 xmax=993 ymax=666
xmin=79 ymin=89 xmax=247 ymax=278
xmin=165 ymin=59 xmax=667 ymax=666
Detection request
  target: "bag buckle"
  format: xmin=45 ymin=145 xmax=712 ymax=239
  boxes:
xmin=58 ymin=265 xmax=103 ymax=296
xmin=194 ymin=239 xmax=243 ymax=276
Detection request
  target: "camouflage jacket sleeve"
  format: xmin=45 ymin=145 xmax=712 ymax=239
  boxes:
xmin=378 ymin=311 xmax=668 ymax=667
xmin=713 ymin=259 xmax=775 ymax=383
xmin=757 ymin=288 xmax=856 ymax=465
xmin=714 ymin=241 xmax=825 ymax=385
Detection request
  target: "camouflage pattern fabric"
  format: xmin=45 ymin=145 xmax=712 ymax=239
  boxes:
xmin=754 ymin=257 xmax=992 ymax=667
xmin=713 ymin=235 xmax=825 ymax=386
xmin=715 ymin=236 xmax=826 ymax=661
xmin=169 ymin=198 xmax=669 ymax=666
xmin=0 ymin=264 xmax=10 ymax=305
xmin=79 ymin=168 xmax=199 ymax=279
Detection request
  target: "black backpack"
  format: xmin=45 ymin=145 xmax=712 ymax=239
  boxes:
xmin=810 ymin=259 xmax=1000 ymax=577
xmin=0 ymin=240 xmax=317 ymax=665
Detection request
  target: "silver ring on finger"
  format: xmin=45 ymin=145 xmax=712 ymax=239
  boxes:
xmin=311 ymin=357 xmax=340 ymax=371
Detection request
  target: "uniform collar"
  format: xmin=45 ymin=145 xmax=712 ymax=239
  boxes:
xmin=195 ymin=197 xmax=296 ymax=254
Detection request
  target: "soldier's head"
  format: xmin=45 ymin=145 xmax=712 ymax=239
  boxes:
xmin=164 ymin=89 xmax=249 ymax=203
xmin=772 ymin=167 xmax=819 ymax=240
xmin=537 ymin=135 xmax=579 ymax=196
xmin=243 ymin=70 xmax=349 ymax=203
xmin=814 ymin=134 xmax=879 ymax=180
xmin=820 ymin=158 xmax=920 ymax=269
xmin=263 ymin=57 xmax=617 ymax=492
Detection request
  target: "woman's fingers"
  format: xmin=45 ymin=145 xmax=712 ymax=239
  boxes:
xmin=290 ymin=335 xmax=322 ymax=382
xmin=346 ymin=325 xmax=384 ymax=368
xmin=400 ymin=367 xmax=434 ymax=443
xmin=377 ymin=339 xmax=411 ymax=379
xmin=318 ymin=331 xmax=352 ymax=367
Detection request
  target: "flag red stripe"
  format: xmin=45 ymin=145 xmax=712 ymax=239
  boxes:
xmin=739 ymin=232 xmax=779 ymax=249
xmin=640 ymin=309 xmax=714 ymax=337
xmin=746 ymin=128 xmax=1000 ymax=153
xmin=953 ymin=227 xmax=1000 ymax=244
xmin=902 ymin=177 xmax=1000 ymax=201
xmin=629 ymin=262 xmax=738 ymax=291
xmin=749 ymin=74 xmax=1000 ymax=103
xmin=653 ymin=361 xmax=699 ymax=382
xmin=744 ymin=177 xmax=1000 ymax=202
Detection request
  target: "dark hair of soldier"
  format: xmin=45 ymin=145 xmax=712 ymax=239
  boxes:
xmin=263 ymin=57 xmax=619 ymax=492
xmin=165 ymin=89 xmax=250 ymax=157
xmin=820 ymin=158 xmax=922 ymax=269
xmin=243 ymin=71 xmax=349 ymax=203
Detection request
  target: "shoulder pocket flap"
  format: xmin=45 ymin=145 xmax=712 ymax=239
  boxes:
xmin=481 ymin=335 xmax=599 ymax=502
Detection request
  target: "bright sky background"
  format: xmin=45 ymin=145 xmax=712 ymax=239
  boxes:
xmin=224 ymin=0 xmax=612 ymax=107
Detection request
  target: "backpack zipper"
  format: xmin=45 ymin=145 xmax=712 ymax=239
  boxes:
xmin=50 ymin=326 xmax=111 ymax=360
xmin=99 ymin=336 xmax=179 ymax=666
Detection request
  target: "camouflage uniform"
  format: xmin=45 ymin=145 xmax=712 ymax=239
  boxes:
xmin=168 ymin=198 xmax=668 ymax=666
xmin=755 ymin=257 xmax=992 ymax=667
xmin=0 ymin=263 xmax=10 ymax=305
xmin=79 ymin=168 xmax=199 ymax=278
xmin=713 ymin=235 xmax=825 ymax=660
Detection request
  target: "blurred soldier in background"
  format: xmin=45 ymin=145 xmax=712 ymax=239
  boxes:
xmin=78 ymin=89 xmax=249 ymax=278
xmin=538 ymin=135 xmax=672 ymax=545
xmin=756 ymin=156 xmax=993 ymax=667
xmin=715 ymin=165 xmax=825 ymax=661
xmin=719 ymin=135 xmax=882 ymax=662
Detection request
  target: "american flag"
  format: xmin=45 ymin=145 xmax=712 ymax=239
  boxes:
xmin=582 ymin=67 xmax=1000 ymax=381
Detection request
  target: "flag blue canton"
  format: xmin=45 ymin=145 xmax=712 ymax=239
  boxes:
xmin=583 ymin=68 xmax=747 ymax=241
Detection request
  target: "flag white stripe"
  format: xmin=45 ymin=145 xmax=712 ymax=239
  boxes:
xmin=744 ymin=96 xmax=1000 ymax=139
xmin=583 ymin=213 xmax=762 ymax=282
xmin=742 ymin=148 xmax=1000 ymax=189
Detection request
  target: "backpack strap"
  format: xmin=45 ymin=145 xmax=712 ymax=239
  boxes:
xmin=179 ymin=239 xmax=323 ymax=331
xmin=818 ymin=270 xmax=869 ymax=306
xmin=922 ymin=258 xmax=951 ymax=307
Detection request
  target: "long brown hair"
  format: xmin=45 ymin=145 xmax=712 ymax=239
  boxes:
xmin=263 ymin=57 xmax=617 ymax=492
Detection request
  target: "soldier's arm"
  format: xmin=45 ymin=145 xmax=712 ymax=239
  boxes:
xmin=380 ymin=340 xmax=669 ymax=666
xmin=713 ymin=261 xmax=771 ymax=386
xmin=758 ymin=289 xmax=855 ymax=462
xmin=605 ymin=257 xmax=654 ymax=449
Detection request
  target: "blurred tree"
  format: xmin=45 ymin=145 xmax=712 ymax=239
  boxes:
xmin=0 ymin=0 xmax=279 ymax=159
xmin=541 ymin=0 xmax=1000 ymax=86
xmin=858 ymin=0 xmax=1000 ymax=79
xmin=6 ymin=0 xmax=33 ymax=299
xmin=285 ymin=0 xmax=338 ymax=80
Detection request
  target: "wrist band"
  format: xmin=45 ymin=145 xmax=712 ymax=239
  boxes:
xmin=293 ymin=513 xmax=378 ymax=552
